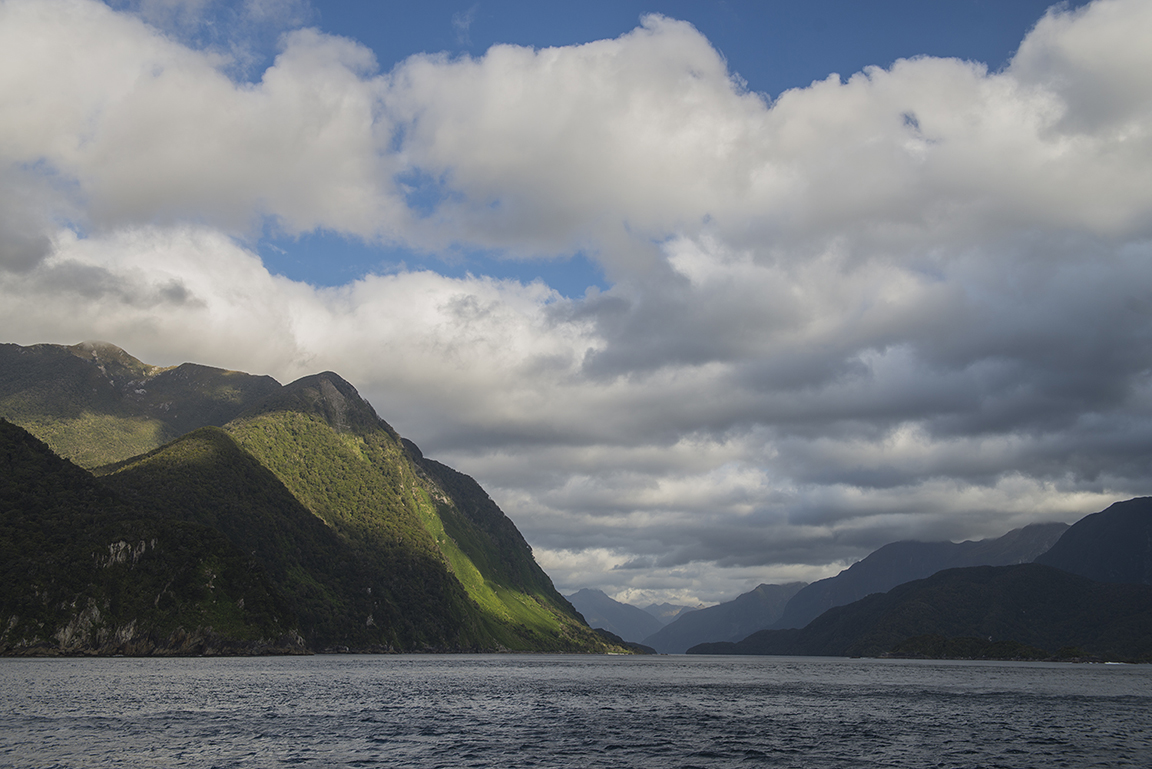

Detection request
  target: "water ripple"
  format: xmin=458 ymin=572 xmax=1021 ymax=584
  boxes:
xmin=1 ymin=655 xmax=1150 ymax=768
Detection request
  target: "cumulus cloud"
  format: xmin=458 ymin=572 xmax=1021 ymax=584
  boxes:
xmin=1 ymin=0 xmax=1151 ymax=602
xmin=0 ymin=0 xmax=399 ymax=241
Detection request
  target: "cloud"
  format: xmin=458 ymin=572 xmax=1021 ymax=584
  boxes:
xmin=452 ymin=5 xmax=477 ymax=46
xmin=2 ymin=0 xmax=1151 ymax=603
xmin=0 ymin=1 xmax=397 ymax=241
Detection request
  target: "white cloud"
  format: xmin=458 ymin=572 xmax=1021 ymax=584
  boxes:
xmin=0 ymin=0 xmax=398 ymax=240
xmin=2 ymin=0 xmax=1151 ymax=603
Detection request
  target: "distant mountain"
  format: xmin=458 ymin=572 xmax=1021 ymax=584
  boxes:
xmin=0 ymin=420 xmax=304 ymax=655
xmin=689 ymin=564 xmax=1152 ymax=661
xmin=773 ymin=523 xmax=1069 ymax=629
xmin=1 ymin=342 xmax=624 ymax=655
xmin=566 ymin=589 xmax=665 ymax=643
xmin=643 ymin=602 xmax=699 ymax=624
xmin=642 ymin=582 xmax=806 ymax=654
xmin=1035 ymin=497 xmax=1152 ymax=586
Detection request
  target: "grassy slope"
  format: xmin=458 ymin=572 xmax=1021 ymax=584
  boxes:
xmin=407 ymin=444 xmax=593 ymax=639
xmin=0 ymin=343 xmax=174 ymax=466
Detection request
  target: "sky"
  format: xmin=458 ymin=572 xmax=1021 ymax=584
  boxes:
xmin=2 ymin=0 xmax=1151 ymax=606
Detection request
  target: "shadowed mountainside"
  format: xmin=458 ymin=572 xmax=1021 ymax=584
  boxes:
xmin=643 ymin=602 xmax=699 ymax=624
xmin=1035 ymin=497 xmax=1152 ymax=586
xmin=0 ymin=420 xmax=304 ymax=656
xmin=0 ymin=341 xmax=279 ymax=468
xmin=565 ymin=589 xmax=666 ymax=643
xmin=773 ymin=522 xmax=1069 ymax=630
xmin=642 ymin=582 xmax=807 ymax=653
xmin=690 ymin=564 xmax=1152 ymax=661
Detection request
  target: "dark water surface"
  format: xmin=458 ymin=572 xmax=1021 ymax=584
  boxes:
xmin=2 ymin=654 xmax=1149 ymax=768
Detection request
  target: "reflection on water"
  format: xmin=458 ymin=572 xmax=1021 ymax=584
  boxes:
xmin=2 ymin=654 xmax=1150 ymax=768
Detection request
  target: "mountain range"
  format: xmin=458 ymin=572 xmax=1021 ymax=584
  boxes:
xmin=565 ymin=589 xmax=666 ymax=643
xmin=575 ymin=523 xmax=1066 ymax=653
xmin=0 ymin=341 xmax=624 ymax=655
xmin=688 ymin=498 xmax=1152 ymax=660
xmin=641 ymin=582 xmax=807 ymax=653
xmin=771 ymin=522 xmax=1068 ymax=630
xmin=6 ymin=340 xmax=1151 ymax=659
xmin=689 ymin=563 xmax=1152 ymax=661
xmin=569 ymin=503 xmax=1149 ymax=659
xmin=642 ymin=601 xmax=699 ymax=623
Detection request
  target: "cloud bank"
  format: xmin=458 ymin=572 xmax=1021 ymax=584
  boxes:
xmin=2 ymin=0 xmax=1150 ymax=603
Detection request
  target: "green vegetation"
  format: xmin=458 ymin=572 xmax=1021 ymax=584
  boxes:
xmin=1 ymin=342 xmax=630 ymax=654
xmin=0 ymin=341 xmax=278 ymax=469
xmin=221 ymin=373 xmax=613 ymax=652
xmin=0 ymin=420 xmax=302 ymax=655
xmin=16 ymin=412 xmax=172 ymax=468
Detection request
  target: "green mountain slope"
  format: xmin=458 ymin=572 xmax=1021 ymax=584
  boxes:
xmin=99 ymin=426 xmax=402 ymax=650
xmin=689 ymin=564 xmax=1152 ymax=661
xmin=219 ymin=372 xmax=604 ymax=651
xmin=0 ymin=420 xmax=303 ymax=655
xmin=1 ymin=341 xmax=630 ymax=653
xmin=0 ymin=341 xmax=279 ymax=468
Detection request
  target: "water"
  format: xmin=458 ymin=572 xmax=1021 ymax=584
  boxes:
xmin=2 ymin=654 xmax=1149 ymax=768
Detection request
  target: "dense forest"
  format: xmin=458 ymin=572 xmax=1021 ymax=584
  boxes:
xmin=0 ymin=342 xmax=622 ymax=655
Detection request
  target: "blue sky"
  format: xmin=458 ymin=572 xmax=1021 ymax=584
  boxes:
xmin=3 ymin=0 xmax=1149 ymax=603
xmin=256 ymin=0 xmax=1088 ymax=295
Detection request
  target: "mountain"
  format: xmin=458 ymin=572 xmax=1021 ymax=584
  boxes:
xmin=2 ymin=342 xmax=622 ymax=654
xmin=0 ymin=420 xmax=304 ymax=655
xmin=773 ymin=522 xmax=1069 ymax=629
xmin=1035 ymin=497 xmax=1152 ymax=585
xmin=641 ymin=582 xmax=806 ymax=654
xmin=689 ymin=564 xmax=1152 ymax=661
xmin=99 ymin=425 xmax=429 ymax=650
xmin=643 ymin=602 xmax=699 ymax=624
xmin=0 ymin=341 xmax=279 ymax=468
xmin=566 ymin=589 xmax=665 ymax=643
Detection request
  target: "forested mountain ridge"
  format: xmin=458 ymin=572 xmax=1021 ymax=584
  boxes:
xmin=1 ymin=341 xmax=620 ymax=654
xmin=0 ymin=420 xmax=304 ymax=655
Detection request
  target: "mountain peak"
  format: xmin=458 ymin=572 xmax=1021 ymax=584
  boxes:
xmin=248 ymin=371 xmax=389 ymax=435
xmin=1035 ymin=497 xmax=1152 ymax=585
xmin=66 ymin=340 xmax=159 ymax=380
